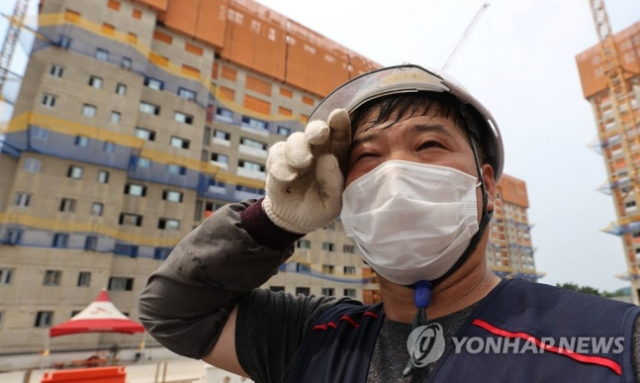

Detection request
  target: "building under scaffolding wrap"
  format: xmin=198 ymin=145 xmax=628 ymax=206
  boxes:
xmin=488 ymin=175 xmax=540 ymax=281
xmin=0 ymin=0 xmax=539 ymax=354
xmin=576 ymin=20 xmax=640 ymax=305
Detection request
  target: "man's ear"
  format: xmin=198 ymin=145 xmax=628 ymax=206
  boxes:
xmin=481 ymin=164 xmax=496 ymax=212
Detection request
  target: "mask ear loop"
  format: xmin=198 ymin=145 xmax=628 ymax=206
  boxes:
xmin=402 ymin=107 xmax=493 ymax=377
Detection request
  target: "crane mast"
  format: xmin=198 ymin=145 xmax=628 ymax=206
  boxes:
xmin=0 ymin=0 xmax=28 ymax=100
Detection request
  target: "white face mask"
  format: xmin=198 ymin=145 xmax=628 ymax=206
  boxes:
xmin=340 ymin=160 xmax=481 ymax=285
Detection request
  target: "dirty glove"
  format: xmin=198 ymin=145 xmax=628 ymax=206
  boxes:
xmin=263 ymin=109 xmax=351 ymax=234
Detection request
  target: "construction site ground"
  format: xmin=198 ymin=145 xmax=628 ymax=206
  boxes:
xmin=0 ymin=357 xmax=251 ymax=383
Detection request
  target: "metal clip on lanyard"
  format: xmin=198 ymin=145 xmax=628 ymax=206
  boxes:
xmin=403 ymin=280 xmax=433 ymax=377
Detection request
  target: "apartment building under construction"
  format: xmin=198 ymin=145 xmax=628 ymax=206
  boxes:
xmin=0 ymin=0 xmax=539 ymax=354
xmin=576 ymin=20 xmax=640 ymax=305
xmin=488 ymin=175 xmax=538 ymax=279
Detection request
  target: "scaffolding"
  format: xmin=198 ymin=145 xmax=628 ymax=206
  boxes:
xmin=588 ymin=0 xmax=640 ymax=282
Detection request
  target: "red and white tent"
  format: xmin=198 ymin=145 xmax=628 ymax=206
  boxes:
xmin=49 ymin=289 xmax=144 ymax=337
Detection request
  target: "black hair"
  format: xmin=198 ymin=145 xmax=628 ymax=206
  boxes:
xmin=349 ymin=92 xmax=487 ymax=164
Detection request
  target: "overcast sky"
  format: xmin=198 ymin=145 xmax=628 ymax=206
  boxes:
xmin=251 ymin=0 xmax=640 ymax=293
xmin=2 ymin=0 xmax=640 ymax=292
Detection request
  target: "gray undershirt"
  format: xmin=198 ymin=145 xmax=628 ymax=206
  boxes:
xmin=367 ymin=303 xmax=479 ymax=382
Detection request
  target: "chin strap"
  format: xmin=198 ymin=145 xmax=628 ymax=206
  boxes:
xmin=402 ymin=110 xmax=493 ymax=377
xmin=432 ymin=108 xmax=492 ymax=287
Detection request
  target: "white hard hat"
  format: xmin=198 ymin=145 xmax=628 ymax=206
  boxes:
xmin=309 ymin=64 xmax=504 ymax=181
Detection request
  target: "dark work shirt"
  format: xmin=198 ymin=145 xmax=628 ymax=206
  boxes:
xmin=235 ymin=289 xmax=640 ymax=383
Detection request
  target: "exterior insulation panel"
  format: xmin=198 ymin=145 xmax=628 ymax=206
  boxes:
xmin=194 ymin=0 xmax=228 ymax=48
xmin=220 ymin=0 xmax=287 ymax=81
xmin=137 ymin=0 xmax=381 ymax=96
xmin=133 ymin=0 xmax=168 ymax=11
xmin=163 ymin=0 xmax=199 ymax=36
xmin=576 ymin=21 xmax=640 ymax=99
xmin=286 ymin=21 xmax=350 ymax=96
xmin=163 ymin=0 xmax=228 ymax=49
xmin=497 ymin=174 xmax=530 ymax=208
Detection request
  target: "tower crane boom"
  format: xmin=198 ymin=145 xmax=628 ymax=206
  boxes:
xmin=441 ymin=3 xmax=490 ymax=72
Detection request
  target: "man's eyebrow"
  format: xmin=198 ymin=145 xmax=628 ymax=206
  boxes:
xmin=413 ymin=123 xmax=455 ymax=139
xmin=350 ymin=134 xmax=379 ymax=152
xmin=350 ymin=123 xmax=455 ymax=152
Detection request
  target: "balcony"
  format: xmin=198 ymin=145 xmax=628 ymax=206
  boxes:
xmin=240 ymin=116 xmax=269 ymax=137
xmin=241 ymin=125 xmax=269 ymax=137
xmin=212 ymin=138 xmax=231 ymax=147
xmin=206 ymin=184 xmax=226 ymax=195
xmin=214 ymin=114 xmax=233 ymax=124
xmin=239 ymin=144 xmax=268 ymax=159
xmin=237 ymin=167 xmax=266 ymax=180
xmin=210 ymin=160 xmax=228 ymax=170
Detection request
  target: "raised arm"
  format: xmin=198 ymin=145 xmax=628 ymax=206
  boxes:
xmin=138 ymin=200 xmax=300 ymax=364
xmin=138 ymin=110 xmax=351 ymax=376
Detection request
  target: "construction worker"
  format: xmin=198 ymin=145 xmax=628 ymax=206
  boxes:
xmin=139 ymin=64 xmax=640 ymax=382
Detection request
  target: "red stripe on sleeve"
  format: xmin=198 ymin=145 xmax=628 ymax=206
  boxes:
xmin=339 ymin=315 xmax=360 ymax=328
xmin=363 ymin=311 xmax=379 ymax=319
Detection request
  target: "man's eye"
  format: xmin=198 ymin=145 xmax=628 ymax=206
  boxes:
xmin=354 ymin=152 xmax=377 ymax=162
xmin=418 ymin=141 xmax=443 ymax=150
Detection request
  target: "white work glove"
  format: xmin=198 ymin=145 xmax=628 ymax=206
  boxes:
xmin=262 ymin=109 xmax=351 ymax=234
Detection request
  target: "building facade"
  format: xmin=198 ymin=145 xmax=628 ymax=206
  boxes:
xmin=576 ymin=21 xmax=640 ymax=305
xmin=488 ymin=174 xmax=539 ymax=280
xmin=0 ymin=0 xmax=537 ymax=354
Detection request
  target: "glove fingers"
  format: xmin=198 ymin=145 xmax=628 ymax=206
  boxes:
xmin=267 ymin=141 xmax=297 ymax=182
xmin=285 ymin=132 xmax=313 ymax=169
xmin=305 ymin=120 xmax=330 ymax=146
xmin=314 ymin=154 xmax=344 ymax=210
xmin=326 ymin=109 xmax=352 ymax=173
